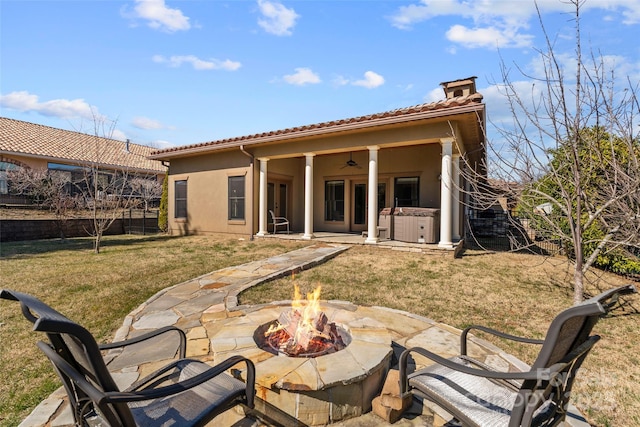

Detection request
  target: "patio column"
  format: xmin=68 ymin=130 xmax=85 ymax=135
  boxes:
xmin=439 ymin=138 xmax=453 ymax=248
xmin=256 ymin=158 xmax=269 ymax=236
xmin=452 ymin=154 xmax=461 ymax=241
xmin=365 ymin=146 xmax=379 ymax=244
xmin=302 ymin=153 xmax=315 ymax=240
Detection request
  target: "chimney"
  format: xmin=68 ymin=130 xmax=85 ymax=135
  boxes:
xmin=440 ymin=76 xmax=478 ymax=99
xmin=125 ymin=139 xmax=130 ymax=152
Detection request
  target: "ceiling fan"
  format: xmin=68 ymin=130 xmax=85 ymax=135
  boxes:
xmin=340 ymin=152 xmax=362 ymax=169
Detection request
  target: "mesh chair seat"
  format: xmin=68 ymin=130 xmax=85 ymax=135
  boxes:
xmin=128 ymin=361 xmax=247 ymax=427
xmin=409 ymin=357 xmax=515 ymax=427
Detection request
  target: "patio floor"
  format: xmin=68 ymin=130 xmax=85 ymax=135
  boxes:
xmin=257 ymin=231 xmax=465 ymax=256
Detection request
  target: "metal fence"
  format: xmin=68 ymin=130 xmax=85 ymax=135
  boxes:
xmin=122 ymin=209 xmax=160 ymax=235
xmin=466 ymin=211 xmax=562 ymax=255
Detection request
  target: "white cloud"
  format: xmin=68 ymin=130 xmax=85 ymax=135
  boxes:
xmin=352 ymin=71 xmax=385 ymax=89
xmin=389 ymin=0 xmax=639 ymax=51
xmin=283 ymin=68 xmax=321 ymax=86
xmin=389 ymin=0 xmax=477 ymax=30
xmin=446 ymin=24 xmax=533 ymax=49
xmin=152 ymin=55 xmax=241 ymax=71
xmin=331 ymin=75 xmax=350 ymax=87
xmin=0 ymin=91 xmax=97 ymax=120
xmin=111 ymin=129 xmax=128 ymax=142
xmin=130 ymin=0 xmax=190 ymax=33
xmin=425 ymin=87 xmax=443 ymax=103
xmin=257 ymin=0 xmax=299 ymax=36
xmin=131 ymin=116 xmax=165 ymax=130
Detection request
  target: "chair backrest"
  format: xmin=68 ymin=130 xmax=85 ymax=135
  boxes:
xmin=512 ymin=284 xmax=636 ymax=426
xmin=268 ymin=210 xmax=276 ymax=220
xmin=1 ymin=289 xmax=137 ymax=426
xmin=532 ymin=284 xmax=636 ymax=369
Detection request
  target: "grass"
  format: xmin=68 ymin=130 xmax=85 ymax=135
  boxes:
xmin=1 ymin=235 xmax=638 ymax=426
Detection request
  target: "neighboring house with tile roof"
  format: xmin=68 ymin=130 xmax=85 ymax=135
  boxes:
xmin=150 ymin=77 xmax=487 ymax=247
xmin=0 ymin=117 xmax=166 ymax=201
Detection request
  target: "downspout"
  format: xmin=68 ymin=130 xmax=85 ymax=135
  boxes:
xmin=240 ymin=145 xmax=255 ymax=240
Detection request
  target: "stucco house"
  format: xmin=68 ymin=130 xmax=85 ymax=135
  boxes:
xmin=0 ymin=117 xmax=166 ymax=203
xmin=149 ymin=77 xmax=486 ymax=248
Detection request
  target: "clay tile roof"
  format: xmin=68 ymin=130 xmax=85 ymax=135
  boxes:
xmin=0 ymin=117 xmax=165 ymax=173
xmin=150 ymin=91 xmax=484 ymax=158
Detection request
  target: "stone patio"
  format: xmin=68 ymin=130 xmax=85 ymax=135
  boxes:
xmin=20 ymin=243 xmax=590 ymax=427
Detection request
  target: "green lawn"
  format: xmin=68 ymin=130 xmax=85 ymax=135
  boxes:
xmin=1 ymin=234 xmax=637 ymax=427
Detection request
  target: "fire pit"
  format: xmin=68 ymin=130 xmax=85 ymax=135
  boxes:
xmin=254 ymin=285 xmax=350 ymax=357
xmin=210 ymin=294 xmax=393 ymax=425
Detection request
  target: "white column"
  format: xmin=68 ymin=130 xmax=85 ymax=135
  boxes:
xmin=439 ymin=138 xmax=453 ymax=248
xmin=302 ymin=153 xmax=315 ymax=240
xmin=256 ymin=158 xmax=269 ymax=236
xmin=365 ymin=146 xmax=379 ymax=244
xmin=452 ymin=154 xmax=461 ymax=241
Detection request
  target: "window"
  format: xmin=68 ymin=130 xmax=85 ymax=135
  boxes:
xmin=175 ymin=180 xmax=187 ymax=218
xmin=0 ymin=161 xmax=21 ymax=195
xmin=325 ymin=180 xmax=344 ymax=221
xmin=228 ymin=176 xmax=245 ymax=220
xmin=394 ymin=177 xmax=419 ymax=207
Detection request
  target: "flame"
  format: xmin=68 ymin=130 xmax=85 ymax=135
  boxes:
xmin=264 ymin=283 xmax=328 ymax=347
xmin=295 ymin=283 xmax=324 ymax=342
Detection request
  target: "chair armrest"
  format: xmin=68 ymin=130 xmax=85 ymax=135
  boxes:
xmin=461 ymin=325 xmax=544 ymax=355
xmin=399 ymin=336 xmax=600 ymax=396
xmin=99 ymin=326 xmax=187 ymax=358
xmin=398 ymin=345 xmax=553 ymax=395
xmin=108 ymin=355 xmax=256 ymax=408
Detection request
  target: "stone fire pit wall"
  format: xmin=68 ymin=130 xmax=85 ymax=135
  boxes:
xmin=210 ymin=301 xmax=393 ymax=426
xmin=379 ymin=207 xmax=440 ymax=243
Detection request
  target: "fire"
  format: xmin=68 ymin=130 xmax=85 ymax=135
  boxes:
xmin=263 ymin=284 xmax=345 ymax=357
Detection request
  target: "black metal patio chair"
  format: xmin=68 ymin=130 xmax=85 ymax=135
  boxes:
xmin=399 ymin=284 xmax=636 ymax=427
xmin=1 ymin=289 xmax=256 ymax=427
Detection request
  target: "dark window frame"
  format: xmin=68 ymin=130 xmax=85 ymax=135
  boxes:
xmin=228 ymin=175 xmax=245 ymax=220
xmin=324 ymin=180 xmax=345 ymax=221
xmin=394 ymin=176 xmax=420 ymax=207
xmin=174 ymin=180 xmax=187 ymax=219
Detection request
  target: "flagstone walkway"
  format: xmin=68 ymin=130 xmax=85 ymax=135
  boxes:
xmin=20 ymin=243 xmax=589 ymax=427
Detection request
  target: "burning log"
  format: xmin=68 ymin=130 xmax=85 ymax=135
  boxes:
xmin=261 ymin=284 xmax=347 ymax=357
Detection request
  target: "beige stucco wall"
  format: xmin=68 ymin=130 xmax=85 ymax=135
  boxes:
xmin=168 ymin=150 xmax=253 ymax=236
xmin=1 ymin=154 xmax=48 ymax=170
xmin=166 ymin=142 xmax=444 ymax=236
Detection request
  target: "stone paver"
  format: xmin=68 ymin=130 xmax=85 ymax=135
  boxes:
xmin=22 ymin=243 xmax=590 ymax=427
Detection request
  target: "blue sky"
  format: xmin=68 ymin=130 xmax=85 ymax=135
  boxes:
xmin=1 ymin=0 xmax=639 ymax=149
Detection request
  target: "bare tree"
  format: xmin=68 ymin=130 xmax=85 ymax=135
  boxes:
xmin=461 ymin=0 xmax=640 ymax=304
xmin=130 ymin=177 xmax=162 ymax=211
xmin=7 ymin=167 xmax=79 ymax=238
xmin=77 ymin=114 xmax=138 ymax=253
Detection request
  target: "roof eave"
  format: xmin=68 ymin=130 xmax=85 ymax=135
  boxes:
xmin=149 ymin=102 xmax=485 ymax=161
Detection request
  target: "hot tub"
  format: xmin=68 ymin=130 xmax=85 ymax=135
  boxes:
xmin=379 ymin=207 xmax=440 ymax=243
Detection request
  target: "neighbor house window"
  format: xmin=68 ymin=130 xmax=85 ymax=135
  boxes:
xmin=394 ymin=177 xmax=419 ymax=207
xmin=228 ymin=176 xmax=245 ymax=220
xmin=325 ymin=180 xmax=344 ymax=221
xmin=0 ymin=161 xmax=21 ymax=195
xmin=175 ymin=180 xmax=187 ymax=218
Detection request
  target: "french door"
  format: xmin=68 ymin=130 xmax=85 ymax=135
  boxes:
xmin=267 ymin=180 xmax=290 ymax=219
xmin=351 ymin=181 xmax=386 ymax=233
